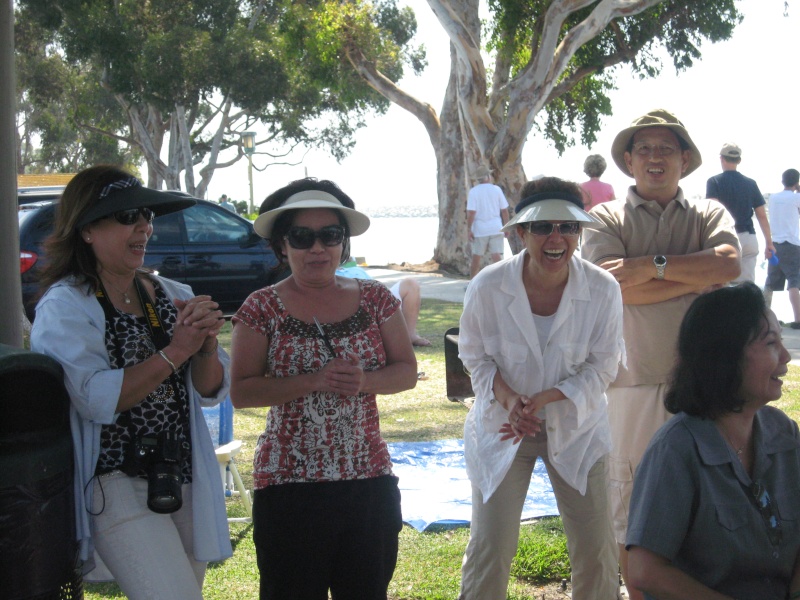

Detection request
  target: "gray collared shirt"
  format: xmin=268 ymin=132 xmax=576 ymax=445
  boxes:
xmin=627 ymin=407 xmax=800 ymax=599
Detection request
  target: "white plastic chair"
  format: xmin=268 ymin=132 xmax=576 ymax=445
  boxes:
xmin=215 ymin=440 xmax=252 ymax=522
xmin=203 ymin=398 xmax=252 ymax=523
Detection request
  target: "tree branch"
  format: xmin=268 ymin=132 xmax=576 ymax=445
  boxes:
xmin=343 ymin=43 xmax=441 ymax=148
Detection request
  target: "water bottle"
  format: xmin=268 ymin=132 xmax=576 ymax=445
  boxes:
xmin=768 ymin=251 xmax=779 ymax=266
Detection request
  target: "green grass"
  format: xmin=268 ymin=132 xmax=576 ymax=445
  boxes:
xmin=82 ymin=298 xmax=800 ymax=599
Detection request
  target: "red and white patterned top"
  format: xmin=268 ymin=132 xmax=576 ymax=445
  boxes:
xmin=233 ymin=278 xmax=400 ymax=488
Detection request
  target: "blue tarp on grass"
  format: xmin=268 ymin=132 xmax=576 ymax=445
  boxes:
xmin=388 ymin=439 xmax=559 ymax=532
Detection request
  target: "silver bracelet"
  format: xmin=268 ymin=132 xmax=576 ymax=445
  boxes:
xmin=196 ymin=339 xmax=219 ymax=358
xmin=157 ymin=350 xmax=177 ymax=374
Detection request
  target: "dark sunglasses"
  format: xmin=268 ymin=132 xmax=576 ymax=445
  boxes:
xmin=285 ymin=225 xmax=346 ymax=250
xmin=751 ymin=482 xmax=782 ymax=546
xmin=524 ymin=221 xmax=581 ymax=237
xmin=108 ymin=207 xmax=155 ymax=226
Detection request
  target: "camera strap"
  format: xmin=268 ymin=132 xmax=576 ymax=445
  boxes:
xmin=95 ymin=275 xmax=176 ymax=386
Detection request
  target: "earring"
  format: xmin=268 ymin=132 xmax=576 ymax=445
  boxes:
xmin=85 ymin=237 xmax=91 ymax=243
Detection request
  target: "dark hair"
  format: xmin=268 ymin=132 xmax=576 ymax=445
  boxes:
xmin=259 ymin=178 xmax=354 ymax=266
xmin=39 ymin=165 xmax=138 ymax=295
xmin=782 ymin=169 xmax=800 ymax=188
xmin=665 ymin=282 xmax=768 ymax=418
xmin=517 ymin=177 xmax=585 ymax=212
xmin=722 ymin=155 xmax=742 ymax=165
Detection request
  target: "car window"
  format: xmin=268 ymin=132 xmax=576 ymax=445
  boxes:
xmin=183 ymin=204 xmax=251 ymax=243
xmin=150 ymin=212 xmax=183 ymax=245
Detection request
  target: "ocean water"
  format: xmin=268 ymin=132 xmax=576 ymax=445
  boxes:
xmin=350 ymin=216 xmax=439 ymax=266
xmin=351 ymin=216 xmax=514 ymax=266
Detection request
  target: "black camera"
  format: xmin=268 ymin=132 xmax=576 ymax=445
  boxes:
xmin=122 ymin=431 xmax=184 ymax=514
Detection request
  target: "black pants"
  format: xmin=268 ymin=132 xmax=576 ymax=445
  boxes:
xmin=253 ymin=475 xmax=402 ymax=600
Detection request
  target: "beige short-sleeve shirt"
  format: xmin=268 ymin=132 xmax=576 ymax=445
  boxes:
xmin=581 ymin=186 xmax=739 ymax=387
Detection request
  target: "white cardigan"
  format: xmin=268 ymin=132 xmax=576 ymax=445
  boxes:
xmin=31 ymin=274 xmax=233 ymax=572
xmin=460 ymin=250 xmax=625 ymax=500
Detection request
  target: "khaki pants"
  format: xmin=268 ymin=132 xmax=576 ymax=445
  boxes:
xmin=459 ymin=431 xmax=619 ymax=600
xmin=734 ymin=231 xmax=759 ymax=283
xmin=607 ymin=384 xmax=673 ymax=544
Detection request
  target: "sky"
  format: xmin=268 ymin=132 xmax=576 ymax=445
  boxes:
xmin=207 ymin=0 xmax=798 ymax=210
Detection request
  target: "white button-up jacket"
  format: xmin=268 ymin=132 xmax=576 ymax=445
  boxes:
xmin=460 ymin=250 xmax=625 ymax=500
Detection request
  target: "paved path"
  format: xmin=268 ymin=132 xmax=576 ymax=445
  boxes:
xmin=366 ymin=268 xmax=800 ymax=365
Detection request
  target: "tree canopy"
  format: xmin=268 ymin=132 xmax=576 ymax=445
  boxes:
xmin=15 ymin=0 xmax=421 ymax=195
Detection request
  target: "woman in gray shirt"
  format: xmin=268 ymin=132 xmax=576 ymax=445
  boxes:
xmin=626 ymin=282 xmax=800 ymax=599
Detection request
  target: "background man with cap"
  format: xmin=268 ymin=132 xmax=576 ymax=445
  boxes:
xmin=706 ymin=142 xmax=774 ymax=282
xmin=467 ymin=164 xmax=509 ymax=278
xmin=581 ymin=109 xmax=740 ymax=600
xmin=765 ymin=168 xmax=800 ymax=326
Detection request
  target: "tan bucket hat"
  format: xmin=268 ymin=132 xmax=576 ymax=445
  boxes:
xmin=610 ymin=109 xmax=702 ymax=178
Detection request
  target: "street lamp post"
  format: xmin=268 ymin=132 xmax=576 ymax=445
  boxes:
xmin=242 ymin=131 xmax=256 ymax=215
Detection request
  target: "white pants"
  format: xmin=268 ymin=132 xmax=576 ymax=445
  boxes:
xmin=91 ymin=471 xmax=206 ymax=600
xmin=459 ymin=432 xmax=619 ymax=600
xmin=735 ymin=231 xmax=759 ymax=283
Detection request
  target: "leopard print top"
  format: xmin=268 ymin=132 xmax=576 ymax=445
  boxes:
xmin=95 ymin=282 xmax=193 ymax=482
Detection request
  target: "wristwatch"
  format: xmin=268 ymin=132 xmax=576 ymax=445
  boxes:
xmin=653 ymin=255 xmax=667 ymax=280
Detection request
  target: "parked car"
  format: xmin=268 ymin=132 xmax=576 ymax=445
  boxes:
xmin=19 ymin=197 xmax=284 ymax=320
xmin=17 ymin=185 xmax=65 ymax=206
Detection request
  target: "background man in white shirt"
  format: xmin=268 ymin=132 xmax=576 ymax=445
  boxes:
xmin=765 ymin=168 xmax=800 ymax=326
xmin=467 ymin=165 xmax=509 ymax=278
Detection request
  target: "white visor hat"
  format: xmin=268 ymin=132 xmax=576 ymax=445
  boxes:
xmin=502 ymin=197 xmax=601 ymax=232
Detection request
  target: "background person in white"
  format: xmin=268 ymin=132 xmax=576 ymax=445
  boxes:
xmin=765 ymin=168 xmax=800 ymax=326
xmin=467 ymin=165 xmax=509 ymax=278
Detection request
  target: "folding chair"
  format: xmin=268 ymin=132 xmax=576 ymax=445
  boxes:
xmin=203 ymin=397 xmax=252 ymax=522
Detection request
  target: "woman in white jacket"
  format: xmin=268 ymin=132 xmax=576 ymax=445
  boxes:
xmin=458 ymin=177 xmax=625 ymax=600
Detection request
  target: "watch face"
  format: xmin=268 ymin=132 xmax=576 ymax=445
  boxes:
xmin=654 ymin=255 xmax=667 ymax=267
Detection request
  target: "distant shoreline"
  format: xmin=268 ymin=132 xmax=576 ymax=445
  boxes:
xmin=362 ymin=206 xmax=437 ymax=218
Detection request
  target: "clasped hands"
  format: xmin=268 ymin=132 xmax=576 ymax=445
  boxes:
xmin=499 ymin=394 xmax=544 ymax=444
xmin=319 ymin=352 xmax=365 ymax=397
xmin=172 ymin=295 xmax=224 ymax=356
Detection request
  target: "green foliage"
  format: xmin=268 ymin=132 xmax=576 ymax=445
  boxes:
xmin=486 ymin=0 xmax=741 ymax=154
xmin=15 ymin=0 xmax=424 ymax=180
xmin=15 ymin=5 xmax=133 ymax=172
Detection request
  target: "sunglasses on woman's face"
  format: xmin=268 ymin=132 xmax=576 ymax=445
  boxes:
xmin=524 ymin=221 xmax=581 ymax=237
xmin=108 ymin=207 xmax=155 ymax=226
xmin=284 ymin=225 xmax=346 ymax=250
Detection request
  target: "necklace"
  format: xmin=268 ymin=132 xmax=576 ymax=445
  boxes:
xmin=720 ymin=426 xmax=747 ymax=458
xmin=101 ymin=276 xmax=135 ymax=304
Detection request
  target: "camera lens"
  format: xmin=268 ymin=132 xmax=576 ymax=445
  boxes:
xmin=147 ymin=467 xmax=183 ymax=514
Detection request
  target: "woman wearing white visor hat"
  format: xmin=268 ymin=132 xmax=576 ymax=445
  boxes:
xmin=458 ymin=177 xmax=626 ymax=599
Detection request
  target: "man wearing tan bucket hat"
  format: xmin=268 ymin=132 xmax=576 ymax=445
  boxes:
xmin=581 ymin=109 xmax=740 ymax=599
